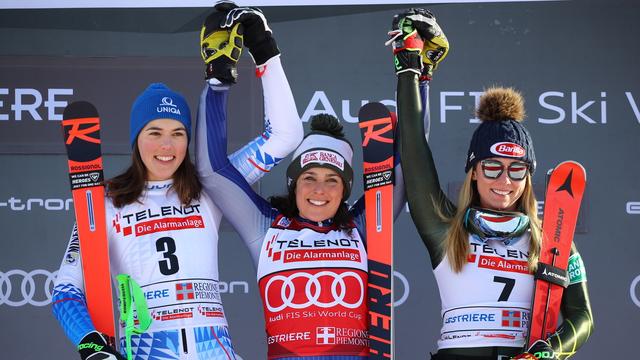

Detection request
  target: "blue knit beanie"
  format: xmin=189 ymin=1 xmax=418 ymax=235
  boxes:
xmin=130 ymin=83 xmax=191 ymax=147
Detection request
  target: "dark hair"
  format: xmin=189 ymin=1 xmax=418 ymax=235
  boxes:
xmin=270 ymin=187 xmax=354 ymax=231
xmin=308 ymin=113 xmax=347 ymax=139
xmin=107 ymin=146 xmax=202 ymax=208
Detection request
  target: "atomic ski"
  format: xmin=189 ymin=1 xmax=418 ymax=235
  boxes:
xmin=62 ymin=101 xmax=116 ymax=345
xmin=527 ymin=161 xmax=586 ymax=347
xmin=358 ymin=102 xmax=395 ymax=359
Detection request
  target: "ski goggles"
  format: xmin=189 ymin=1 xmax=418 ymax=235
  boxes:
xmin=480 ymin=159 xmax=529 ymax=181
xmin=464 ymin=207 xmax=530 ymax=245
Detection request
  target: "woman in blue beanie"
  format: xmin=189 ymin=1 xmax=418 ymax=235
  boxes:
xmin=51 ymin=4 xmax=302 ymax=358
xmin=392 ymin=9 xmax=593 ymax=360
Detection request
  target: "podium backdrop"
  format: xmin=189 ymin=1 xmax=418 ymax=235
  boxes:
xmin=1 ymin=1 xmax=638 ymax=358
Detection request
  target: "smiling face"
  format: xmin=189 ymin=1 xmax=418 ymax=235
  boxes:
xmin=473 ymin=157 xmax=527 ymax=211
xmin=136 ymin=119 xmax=188 ymax=181
xmin=295 ymin=167 xmax=345 ymax=222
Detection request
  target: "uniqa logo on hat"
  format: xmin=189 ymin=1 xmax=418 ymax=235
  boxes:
xmin=490 ymin=142 xmax=525 ymax=158
xmin=157 ymin=97 xmax=181 ymax=115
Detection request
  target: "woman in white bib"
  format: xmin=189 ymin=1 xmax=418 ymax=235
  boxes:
xmin=392 ymin=8 xmax=594 ymax=360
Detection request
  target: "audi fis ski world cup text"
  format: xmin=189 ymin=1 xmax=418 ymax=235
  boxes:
xmin=300 ymin=90 xmax=640 ymax=125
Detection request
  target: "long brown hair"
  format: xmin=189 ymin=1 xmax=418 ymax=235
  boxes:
xmin=107 ymin=145 xmax=202 ymax=208
xmin=441 ymin=169 xmax=542 ymax=273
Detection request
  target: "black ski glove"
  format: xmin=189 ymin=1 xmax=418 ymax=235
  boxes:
xmin=393 ymin=8 xmax=449 ymax=80
xmin=511 ymin=339 xmax=559 ymax=360
xmin=77 ymin=331 xmax=125 ymax=360
xmin=200 ymin=5 xmax=244 ymax=84
xmin=218 ymin=1 xmax=280 ymax=66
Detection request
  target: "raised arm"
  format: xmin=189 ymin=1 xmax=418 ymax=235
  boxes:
xmin=392 ymin=12 xmax=453 ymax=266
xmin=228 ymin=56 xmax=303 ymax=184
xmin=201 ymin=3 xmax=302 ymax=184
xmin=195 ymin=85 xmax=275 ymax=266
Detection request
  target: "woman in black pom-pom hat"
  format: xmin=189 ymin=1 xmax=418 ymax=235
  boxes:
xmin=394 ymin=10 xmax=594 ymax=359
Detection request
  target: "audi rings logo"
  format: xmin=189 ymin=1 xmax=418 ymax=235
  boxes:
xmin=265 ymin=271 xmax=365 ymax=312
xmin=0 ymin=269 xmax=57 ymax=307
xmin=630 ymin=274 xmax=640 ymax=309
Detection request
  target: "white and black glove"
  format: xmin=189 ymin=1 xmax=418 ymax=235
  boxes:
xmin=218 ymin=1 xmax=280 ymax=66
xmin=77 ymin=331 xmax=125 ymax=360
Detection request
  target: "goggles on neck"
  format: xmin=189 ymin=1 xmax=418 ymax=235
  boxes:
xmin=464 ymin=207 xmax=530 ymax=245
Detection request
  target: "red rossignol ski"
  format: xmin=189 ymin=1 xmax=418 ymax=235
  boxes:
xmin=358 ymin=102 xmax=394 ymax=359
xmin=527 ymin=161 xmax=586 ymax=347
xmin=62 ymin=101 xmax=116 ymax=345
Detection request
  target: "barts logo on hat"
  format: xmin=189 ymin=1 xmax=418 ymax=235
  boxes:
xmin=157 ymin=97 xmax=181 ymax=115
xmin=300 ymin=150 xmax=344 ymax=171
xmin=490 ymin=142 xmax=525 ymax=158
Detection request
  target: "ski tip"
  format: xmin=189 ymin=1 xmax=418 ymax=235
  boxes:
xmin=554 ymin=160 xmax=587 ymax=181
xmin=358 ymin=101 xmax=390 ymax=120
xmin=63 ymin=101 xmax=99 ymax=120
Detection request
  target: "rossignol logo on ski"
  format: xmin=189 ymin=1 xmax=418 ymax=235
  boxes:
xmin=359 ymin=118 xmax=393 ymax=147
xmin=62 ymin=117 xmax=101 ymax=145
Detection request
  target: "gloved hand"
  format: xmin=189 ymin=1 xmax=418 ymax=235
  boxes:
xmin=218 ymin=1 xmax=280 ymax=66
xmin=511 ymin=339 xmax=558 ymax=360
xmin=200 ymin=4 xmax=244 ymax=84
xmin=394 ymin=8 xmax=450 ymax=80
xmin=386 ymin=15 xmax=424 ymax=76
xmin=77 ymin=331 xmax=125 ymax=360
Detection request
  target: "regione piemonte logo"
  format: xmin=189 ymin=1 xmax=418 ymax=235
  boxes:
xmin=316 ymin=327 xmax=336 ymax=345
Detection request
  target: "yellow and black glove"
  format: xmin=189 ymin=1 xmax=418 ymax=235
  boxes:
xmin=397 ymin=8 xmax=450 ymax=81
xmin=200 ymin=5 xmax=244 ymax=84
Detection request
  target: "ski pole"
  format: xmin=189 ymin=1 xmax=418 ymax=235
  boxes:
xmin=117 ymin=274 xmax=152 ymax=360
